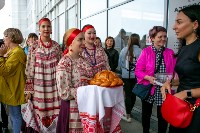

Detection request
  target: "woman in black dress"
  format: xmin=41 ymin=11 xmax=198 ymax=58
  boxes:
xmin=161 ymin=5 xmax=200 ymax=133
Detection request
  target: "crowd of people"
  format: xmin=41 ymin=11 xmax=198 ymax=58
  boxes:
xmin=0 ymin=4 xmax=200 ymax=133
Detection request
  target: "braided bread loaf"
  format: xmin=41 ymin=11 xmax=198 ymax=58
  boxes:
xmin=90 ymin=70 xmax=123 ymax=87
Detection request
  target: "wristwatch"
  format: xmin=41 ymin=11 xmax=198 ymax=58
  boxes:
xmin=186 ymin=90 xmax=192 ymax=98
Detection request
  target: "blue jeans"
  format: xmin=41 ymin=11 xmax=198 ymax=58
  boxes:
xmin=8 ymin=105 xmax=22 ymax=133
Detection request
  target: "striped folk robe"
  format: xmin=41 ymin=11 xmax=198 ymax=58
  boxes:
xmin=24 ymin=40 xmax=62 ymax=132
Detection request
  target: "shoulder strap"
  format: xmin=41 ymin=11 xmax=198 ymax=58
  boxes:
xmin=189 ymin=98 xmax=200 ymax=111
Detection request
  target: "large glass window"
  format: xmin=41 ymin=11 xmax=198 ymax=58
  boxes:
xmin=68 ymin=0 xmax=76 ymax=6
xmin=68 ymin=7 xmax=76 ymax=29
xmin=51 ymin=19 xmax=56 ymax=40
xmin=81 ymin=0 xmax=106 ymax=19
xmin=58 ymin=14 xmax=65 ymax=44
xmin=109 ymin=0 xmax=126 ymax=7
xmin=52 ymin=0 xmax=55 ymax=6
xmin=59 ymin=1 xmax=65 ymax=14
xmin=108 ymin=0 xmax=164 ymax=51
xmin=52 ymin=10 xmax=55 ymax=19
xmin=81 ymin=12 xmax=107 ymax=46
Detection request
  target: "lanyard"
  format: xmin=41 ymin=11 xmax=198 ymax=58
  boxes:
xmin=84 ymin=46 xmax=96 ymax=66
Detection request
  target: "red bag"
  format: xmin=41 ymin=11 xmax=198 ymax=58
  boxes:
xmin=161 ymin=94 xmax=200 ymax=128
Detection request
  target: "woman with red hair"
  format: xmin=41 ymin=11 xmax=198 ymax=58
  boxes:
xmin=23 ymin=18 xmax=62 ymax=133
xmin=56 ymin=28 xmax=94 ymax=133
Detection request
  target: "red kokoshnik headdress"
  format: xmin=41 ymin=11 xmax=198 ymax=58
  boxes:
xmin=63 ymin=29 xmax=82 ymax=55
xmin=82 ymin=25 xmax=94 ymax=33
xmin=38 ymin=18 xmax=51 ymax=26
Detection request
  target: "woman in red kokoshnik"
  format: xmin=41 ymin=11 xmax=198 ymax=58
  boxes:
xmin=81 ymin=24 xmax=110 ymax=73
xmin=23 ymin=18 xmax=62 ymax=133
xmin=56 ymin=28 xmax=94 ymax=133
xmin=81 ymin=25 xmax=122 ymax=133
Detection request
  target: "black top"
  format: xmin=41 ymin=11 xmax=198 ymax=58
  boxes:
xmin=175 ymin=39 xmax=200 ymax=91
xmin=105 ymin=48 xmax=119 ymax=72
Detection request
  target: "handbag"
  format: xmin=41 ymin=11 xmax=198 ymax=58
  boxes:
xmin=161 ymin=93 xmax=200 ymax=128
xmin=132 ymin=84 xmax=153 ymax=100
xmin=132 ymin=48 xmax=165 ymax=100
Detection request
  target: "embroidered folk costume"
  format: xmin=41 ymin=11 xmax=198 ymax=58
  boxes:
xmin=56 ymin=28 xmax=94 ymax=133
xmin=23 ymin=18 xmax=62 ymax=132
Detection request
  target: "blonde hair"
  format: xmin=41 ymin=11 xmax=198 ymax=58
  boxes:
xmin=4 ymin=28 xmax=24 ymax=44
xmin=63 ymin=28 xmax=78 ymax=47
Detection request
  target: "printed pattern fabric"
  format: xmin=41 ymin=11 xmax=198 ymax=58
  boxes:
xmin=79 ymin=107 xmax=123 ymax=133
xmin=145 ymin=45 xmax=166 ymax=106
xmin=82 ymin=45 xmax=110 ymax=73
xmin=24 ymin=40 xmax=62 ymax=132
xmin=56 ymin=55 xmax=94 ymax=132
xmin=77 ymin=85 xmax=125 ymax=133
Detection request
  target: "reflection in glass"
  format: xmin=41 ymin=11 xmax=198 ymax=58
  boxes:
xmin=68 ymin=0 xmax=76 ymax=6
xmin=81 ymin=12 xmax=107 ymax=43
xmin=108 ymin=0 xmax=164 ymax=51
xmin=68 ymin=7 xmax=76 ymax=29
xmin=52 ymin=10 xmax=55 ymax=19
xmin=81 ymin=0 xmax=106 ymax=19
xmin=109 ymin=0 xmax=126 ymax=7
xmin=58 ymin=1 xmax=65 ymax=14
xmin=51 ymin=20 xmax=55 ymax=40
xmin=59 ymin=14 xmax=65 ymax=44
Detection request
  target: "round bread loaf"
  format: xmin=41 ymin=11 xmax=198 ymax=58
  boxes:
xmin=90 ymin=70 xmax=123 ymax=87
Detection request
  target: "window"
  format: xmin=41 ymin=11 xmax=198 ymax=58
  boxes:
xmin=108 ymin=0 xmax=164 ymax=51
xmin=81 ymin=12 xmax=107 ymax=45
xmin=109 ymin=0 xmax=126 ymax=7
xmin=51 ymin=19 xmax=56 ymax=40
xmin=81 ymin=0 xmax=106 ymax=18
xmin=68 ymin=0 xmax=76 ymax=6
xmin=58 ymin=1 xmax=65 ymax=14
xmin=68 ymin=7 xmax=76 ymax=29
xmin=58 ymin=14 xmax=65 ymax=44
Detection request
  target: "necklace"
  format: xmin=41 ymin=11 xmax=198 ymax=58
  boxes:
xmin=40 ymin=37 xmax=52 ymax=48
xmin=84 ymin=45 xmax=96 ymax=66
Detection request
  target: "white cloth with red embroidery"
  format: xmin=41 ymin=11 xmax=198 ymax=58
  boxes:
xmin=21 ymin=100 xmax=57 ymax=133
xmin=77 ymin=85 xmax=125 ymax=133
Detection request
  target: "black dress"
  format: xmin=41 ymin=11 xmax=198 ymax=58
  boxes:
xmin=104 ymin=48 xmax=119 ymax=72
xmin=169 ymin=39 xmax=200 ymax=133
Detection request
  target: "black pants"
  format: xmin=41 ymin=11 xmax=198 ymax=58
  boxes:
xmin=142 ymin=100 xmax=168 ymax=133
xmin=122 ymin=78 xmax=136 ymax=114
xmin=0 ymin=103 xmax=8 ymax=129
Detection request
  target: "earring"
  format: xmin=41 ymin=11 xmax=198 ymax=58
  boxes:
xmin=194 ymin=29 xmax=197 ymax=33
